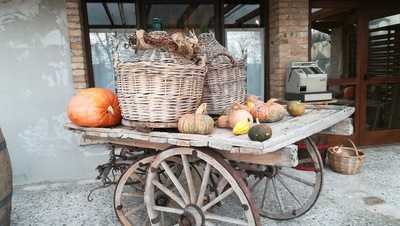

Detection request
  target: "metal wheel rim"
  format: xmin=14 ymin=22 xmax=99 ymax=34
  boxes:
xmin=144 ymin=147 xmax=261 ymax=226
xmin=253 ymin=137 xmax=324 ymax=220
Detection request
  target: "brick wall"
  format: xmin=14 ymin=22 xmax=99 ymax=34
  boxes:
xmin=65 ymin=0 xmax=89 ymax=90
xmin=269 ymin=0 xmax=309 ymax=98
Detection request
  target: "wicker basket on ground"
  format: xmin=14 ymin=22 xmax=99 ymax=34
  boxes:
xmin=328 ymin=139 xmax=365 ymax=175
xmin=113 ymin=48 xmax=207 ymax=128
xmin=199 ymin=33 xmax=247 ymax=115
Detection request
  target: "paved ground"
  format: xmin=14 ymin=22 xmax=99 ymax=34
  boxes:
xmin=11 ymin=145 xmax=400 ymax=226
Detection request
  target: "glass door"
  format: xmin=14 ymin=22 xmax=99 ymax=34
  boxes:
xmin=360 ymin=11 xmax=400 ymax=145
xmin=310 ymin=5 xmax=358 ymax=145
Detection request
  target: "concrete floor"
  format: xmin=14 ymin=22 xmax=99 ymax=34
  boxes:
xmin=11 ymin=145 xmax=400 ymax=226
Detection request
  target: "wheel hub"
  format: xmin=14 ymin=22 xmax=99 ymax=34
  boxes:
xmin=263 ymin=166 xmax=278 ymax=178
xmin=179 ymin=205 xmax=205 ymax=226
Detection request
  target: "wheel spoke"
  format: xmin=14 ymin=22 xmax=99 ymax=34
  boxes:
xmin=160 ymin=161 xmax=190 ymax=204
xmin=250 ymin=177 xmax=263 ymax=192
xmin=205 ymin=213 xmax=248 ymax=225
xmin=260 ymin=178 xmax=269 ymax=210
xmin=122 ymin=192 xmax=144 ymax=197
xmin=217 ymin=178 xmax=228 ymax=194
xmin=181 ymin=154 xmax=196 ymax=204
xmin=153 ymin=206 xmax=184 ymax=215
xmin=130 ymin=172 xmax=145 ymax=185
xmin=276 ymin=175 xmax=302 ymax=207
xmin=298 ymin=158 xmax=314 ymax=164
xmin=201 ymin=187 xmax=234 ymax=212
xmin=197 ymin=163 xmax=211 ymax=206
xmin=279 ymin=171 xmax=315 ymax=187
xmin=272 ymin=178 xmax=284 ymax=213
xmin=152 ymin=179 xmax=185 ymax=208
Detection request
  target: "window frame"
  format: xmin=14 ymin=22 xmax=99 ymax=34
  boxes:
xmin=81 ymin=0 xmax=269 ymax=99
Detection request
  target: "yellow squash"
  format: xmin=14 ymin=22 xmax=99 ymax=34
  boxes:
xmin=232 ymin=119 xmax=252 ymax=135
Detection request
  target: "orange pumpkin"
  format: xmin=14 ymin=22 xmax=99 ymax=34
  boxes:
xmin=68 ymin=88 xmax=122 ymax=127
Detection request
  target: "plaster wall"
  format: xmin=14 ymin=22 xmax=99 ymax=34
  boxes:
xmin=0 ymin=0 xmax=107 ymax=185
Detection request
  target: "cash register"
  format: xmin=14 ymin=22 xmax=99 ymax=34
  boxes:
xmin=285 ymin=61 xmax=333 ymax=102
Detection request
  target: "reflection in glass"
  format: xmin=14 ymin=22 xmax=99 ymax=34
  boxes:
xmin=87 ymin=3 xmax=136 ymax=26
xmin=311 ymin=8 xmax=357 ymax=78
xmin=90 ymin=31 xmax=132 ymax=90
xmin=366 ymin=84 xmax=400 ymax=130
xmin=145 ymin=4 xmax=214 ymax=32
xmin=226 ymin=30 xmax=264 ymax=99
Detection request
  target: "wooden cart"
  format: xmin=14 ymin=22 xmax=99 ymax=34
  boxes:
xmin=66 ymin=105 xmax=354 ymax=226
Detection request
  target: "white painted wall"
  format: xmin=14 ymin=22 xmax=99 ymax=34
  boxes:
xmin=0 ymin=0 xmax=107 ymax=185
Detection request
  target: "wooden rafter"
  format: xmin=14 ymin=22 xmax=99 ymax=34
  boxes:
xmin=102 ymin=3 xmax=114 ymax=25
xmin=235 ymin=8 xmax=259 ymax=25
xmin=311 ymin=8 xmax=353 ymax=22
xmin=118 ymin=2 xmax=126 ymax=26
xmin=177 ymin=4 xmax=200 ymax=27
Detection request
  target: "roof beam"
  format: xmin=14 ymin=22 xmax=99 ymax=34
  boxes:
xmin=177 ymin=4 xmax=200 ymax=27
xmin=235 ymin=8 xmax=259 ymax=25
xmin=102 ymin=3 xmax=114 ymax=26
xmin=311 ymin=8 xmax=352 ymax=22
xmin=118 ymin=2 xmax=126 ymax=26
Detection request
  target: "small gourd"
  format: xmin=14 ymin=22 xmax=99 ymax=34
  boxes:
xmin=224 ymin=102 xmax=249 ymax=116
xmin=178 ymin=103 xmax=214 ymax=134
xmin=253 ymin=104 xmax=269 ymax=122
xmin=265 ymin=98 xmax=286 ymax=122
xmin=228 ymin=103 xmax=254 ymax=128
xmin=246 ymin=95 xmax=264 ymax=116
xmin=233 ymin=119 xmax=252 ymax=136
xmin=217 ymin=115 xmax=229 ymax=128
xmin=287 ymin=101 xmax=305 ymax=117
xmin=248 ymin=121 xmax=272 ymax=142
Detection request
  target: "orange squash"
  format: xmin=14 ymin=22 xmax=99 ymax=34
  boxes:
xmin=245 ymin=95 xmax=264 ymax=117
xmin=68 ymin=88 xmax=122 ymax=127
xmin=252 ymin=104 xmax=269 ymax=122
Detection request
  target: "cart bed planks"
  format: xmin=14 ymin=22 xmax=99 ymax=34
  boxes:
xmin=65 ymin=105 xmax=354 ymax=154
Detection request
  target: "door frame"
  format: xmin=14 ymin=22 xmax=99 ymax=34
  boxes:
xmin=357 ymin=6 xmax=400 ymax=145
xmin=310 ymin=0 xmax=400 ymax=146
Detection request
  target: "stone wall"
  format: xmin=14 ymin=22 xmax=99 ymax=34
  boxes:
xmin=269 ymin=0 xmax=309 ymax=98
xmin=65 ymin=0 xmax=89 ymax=90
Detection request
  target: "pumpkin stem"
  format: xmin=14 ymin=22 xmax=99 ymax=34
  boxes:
xmin=265 ymin=98 xmax=279 ymax=106
xmin=195 ymin=103 xmax=207 ymax=115
xmin=107 ymin=105 xmax=115 ymax=115
xmin=246 ymin=95 xmax=260 ymax=103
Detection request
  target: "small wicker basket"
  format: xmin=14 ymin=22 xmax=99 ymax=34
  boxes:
xmin=114 ymin=48 xmax=207 ymax=127
xmin=199 ymin=33 xmax=247 ymax=115
xmin=328 ymin=139 xmax=365 ymax=175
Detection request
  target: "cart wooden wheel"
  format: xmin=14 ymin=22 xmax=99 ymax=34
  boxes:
xmin=144 ymin=148 xmax=261 ymax=226
xmin=249 ymin=137 xmax=323 ymax=220
xmin=114 ymin=155 xmax=154 ymax=226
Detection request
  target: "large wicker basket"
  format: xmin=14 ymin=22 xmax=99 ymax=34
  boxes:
xmin=114 ymin=48 xmax=207 ymax=127
xmin=328 ymin=139 xmax=365 ymax=175
xmin=199 ymin=33 xmax=246 ymax=115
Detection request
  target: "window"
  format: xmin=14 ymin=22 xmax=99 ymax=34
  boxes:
xmin=145 ymin=3 xmax=215 ymax=32
xmin=368 ymin=14 xmax=400 ymax=77
xmin=83 ymin=0 xmax=267 ymax=98
xmin=310 ymin=7 xmax=357 ymax=79
xmin=224 ymin=3 xmax=265 ymax=99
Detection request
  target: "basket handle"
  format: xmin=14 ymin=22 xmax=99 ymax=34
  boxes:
xmin=345 ymin=138 xmax=360 ymax=156
xmin=210 ymin=53 xmax=237 ymax=65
